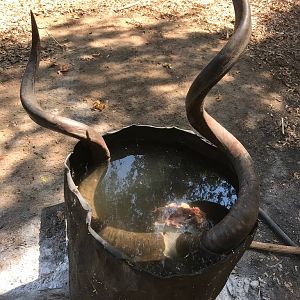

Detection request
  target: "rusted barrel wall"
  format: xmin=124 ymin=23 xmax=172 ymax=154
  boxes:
xmin=64 ymin=126 xmax=256 ymax=300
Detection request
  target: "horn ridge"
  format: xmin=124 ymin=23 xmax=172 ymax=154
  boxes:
xmin=185 ymin=0 xmax=259 ymax=253
xmin=20 ymin=11 xmax=110 ymax=160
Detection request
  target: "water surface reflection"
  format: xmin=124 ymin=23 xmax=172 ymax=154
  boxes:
xmin=92 ymin=144 xmax=237 ymax=232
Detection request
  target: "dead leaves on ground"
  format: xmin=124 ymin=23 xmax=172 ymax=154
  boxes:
xmin=80 ymin=54 xmax=95 ymax=61
xmin=56 ymin=63 xmax=71 ymax=75
xmin=47 ymin=61 xmax=71 ymax=75
xmin=91 ymin=99 xmax=107 ymax=112
xmin=162 ymin=62 xmax=172 ymax=69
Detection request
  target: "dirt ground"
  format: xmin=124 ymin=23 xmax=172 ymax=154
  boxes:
xmin=0 ymin=0 xmax=299 ymax=299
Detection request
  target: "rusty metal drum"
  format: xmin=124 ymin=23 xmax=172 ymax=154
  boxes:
xmin=64 ymin=125 xmax=257 ymax=300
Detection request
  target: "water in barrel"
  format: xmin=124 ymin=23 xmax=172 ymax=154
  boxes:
xmin=79 ymin=143 xmax=237 ymax=276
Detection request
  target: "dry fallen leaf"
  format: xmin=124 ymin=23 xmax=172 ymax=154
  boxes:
xmin=162 ymin=63 xmax=172 ymax=69
xmin=91 ymin=100 xmax=107 ymax=111
xmin=57 ymin=64 xmax=71 ymax=75
xmin=80 ymin=55 xmax=95 ymax=61
xmin=40 ymin=175 xmax=48 ymax=183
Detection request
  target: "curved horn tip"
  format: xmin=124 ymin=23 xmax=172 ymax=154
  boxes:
xmin=30 ymin=10 xmax=35 ymax=24
xmin=30 ymin=11 xmax=40 ymax=41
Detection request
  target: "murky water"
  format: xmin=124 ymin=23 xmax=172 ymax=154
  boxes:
xmin=79 ymin=143 xmax=237 ymax=275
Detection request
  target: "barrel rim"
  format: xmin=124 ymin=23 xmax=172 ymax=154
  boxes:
xmin=64 ymin=124 xmax=256 ymax=279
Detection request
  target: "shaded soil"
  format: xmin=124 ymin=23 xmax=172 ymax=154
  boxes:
xmin=0 ymin=1 xmax=299 ymax=299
